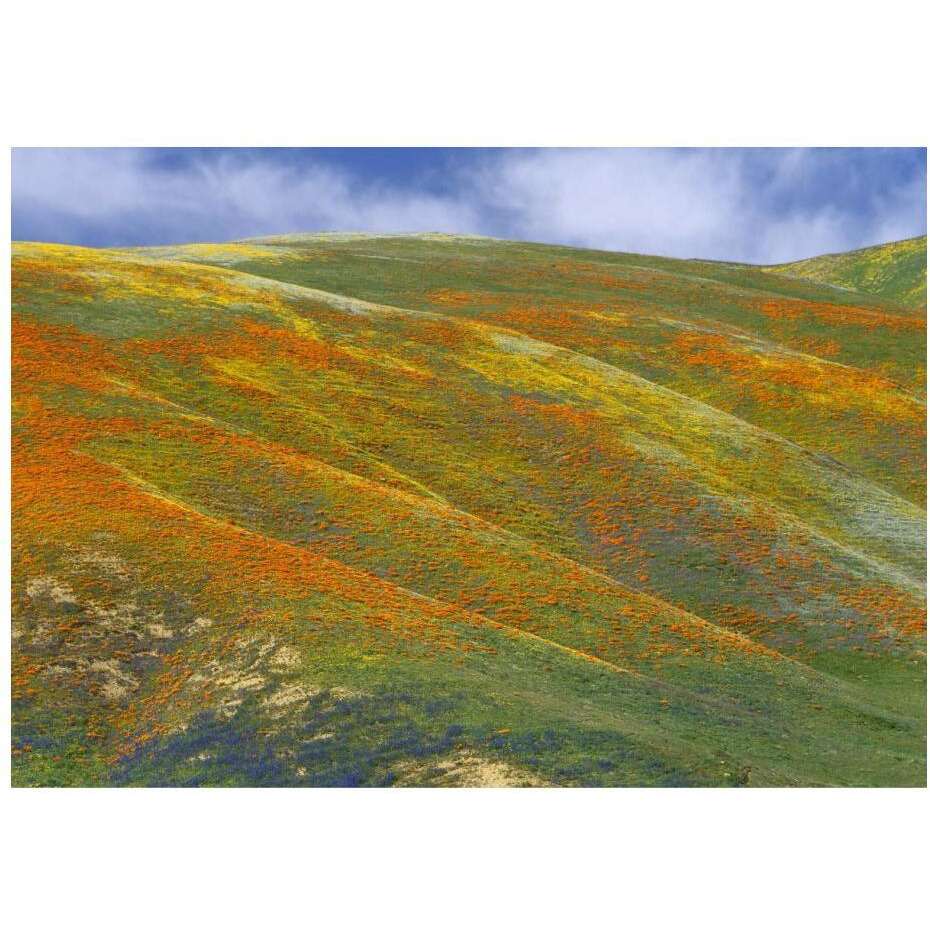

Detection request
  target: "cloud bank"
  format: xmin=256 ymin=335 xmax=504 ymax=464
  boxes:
xmin=12 ymin=147 xmax=927 ymax=264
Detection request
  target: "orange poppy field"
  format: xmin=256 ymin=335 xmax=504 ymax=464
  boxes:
xmin=11 ymin=232 xmax=926 ymax=786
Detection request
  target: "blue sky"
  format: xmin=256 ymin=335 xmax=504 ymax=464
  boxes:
xmin=11 ymin=147 xmax=927 ymax=264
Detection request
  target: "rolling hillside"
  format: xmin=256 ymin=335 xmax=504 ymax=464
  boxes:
xmin=767 ymin=235 xmax=927 ymax=308
xmin=11 ymin=233 xmax=926 ymax=786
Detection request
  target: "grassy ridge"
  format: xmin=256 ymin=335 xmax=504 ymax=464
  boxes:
xmin=767 ymin=235 xmax=927 ymax=308
xmin=11 ymin=235 xmax=926 ymax=786
xmin=160 ymin=234 xmax=926 ymax=502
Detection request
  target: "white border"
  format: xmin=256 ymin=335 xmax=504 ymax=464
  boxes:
xmin=4 ymin=2 xmax=928 ymax=927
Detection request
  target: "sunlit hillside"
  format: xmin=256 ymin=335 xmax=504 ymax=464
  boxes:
xmin=11 ymin=233 xmax=926 ymax=786
xmin=767 ymin=235 xmax=927 ymax=308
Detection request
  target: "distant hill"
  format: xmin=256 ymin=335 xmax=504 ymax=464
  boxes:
xmin=767 ymin=235 xmax=927 ymax=307
xmin=12 ymin=233 xmax=926 ymax=786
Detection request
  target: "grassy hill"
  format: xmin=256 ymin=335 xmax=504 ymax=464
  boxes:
xmin=11 ymin=233 xmax=926 ymax=786
xmin=767 ymin=235 xmax=927 ymax=308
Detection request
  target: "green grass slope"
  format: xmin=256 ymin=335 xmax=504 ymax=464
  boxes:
xmin=11 ymin=235 xmax=927 ymax=786
xmin=766 ymin=235 xmax=927 ymax=308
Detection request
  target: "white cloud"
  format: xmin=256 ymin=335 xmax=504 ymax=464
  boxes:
xmin=467 ymin=148 xmax=926 ymax=263
xmin=11 ymin=147 xmax=926 ymax=263
xmin=469 ymin=148 xmax=747 ymax=258
xmin=11 ymin=149 xmax=481 ymax=247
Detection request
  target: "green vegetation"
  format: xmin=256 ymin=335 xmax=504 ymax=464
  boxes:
xmin=767 ymin=235 xmax=927 ymax=307
xmin=11 ymin=233 xmax=926 ymax=786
